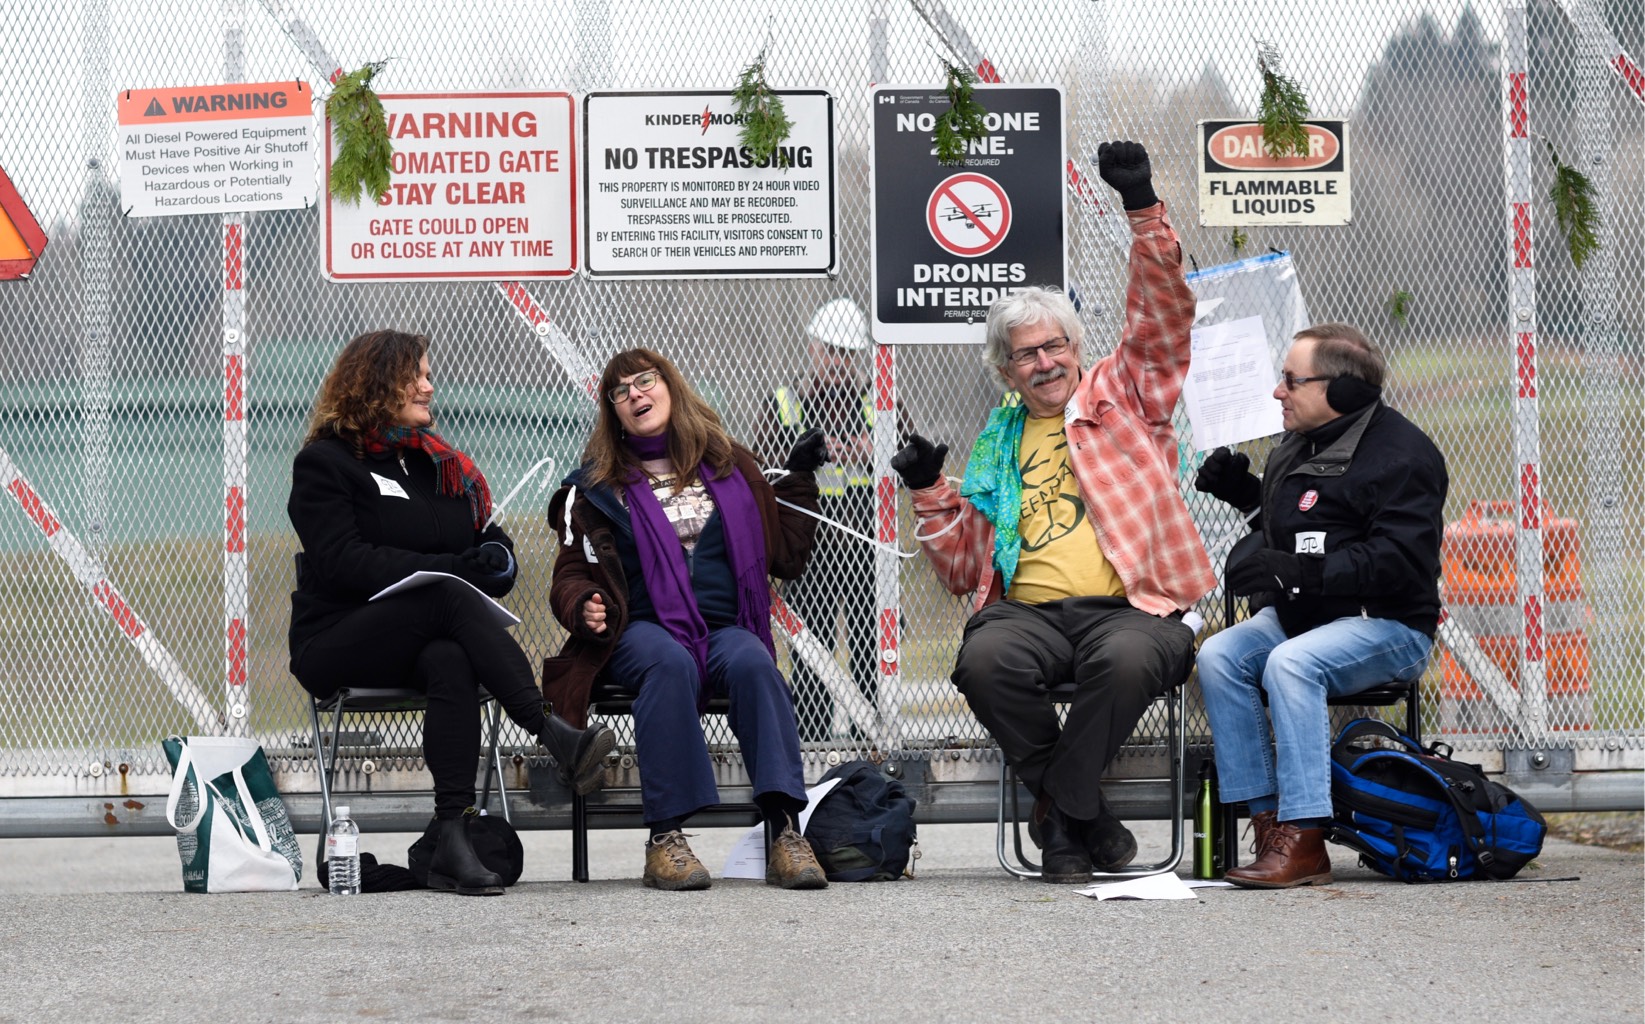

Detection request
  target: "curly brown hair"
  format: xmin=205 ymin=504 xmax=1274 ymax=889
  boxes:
xmin=304 ymin=329 xmax=429 ymax=448
xmin=581 ymin=347 xmax=735 ymax=492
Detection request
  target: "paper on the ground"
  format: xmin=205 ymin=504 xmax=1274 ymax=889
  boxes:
xmin=1184 ymin=878 xmax=1235 ymax=889
xmin=1076 ymin=871 xmax=1198 ymax=900
xmin=721 ymin=776 xmax=844 ymax=880
xmin=1182 ymin=314 xmax=1285 ymax=451
xmin=369 ymin=571 xmax=520 ymax=626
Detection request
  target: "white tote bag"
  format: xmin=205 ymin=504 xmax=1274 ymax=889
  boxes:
xmin=163 ymin=736 xmax=302 ymax=893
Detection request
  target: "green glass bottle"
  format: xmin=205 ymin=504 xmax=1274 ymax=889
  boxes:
xmin=1193 ymin=758 xmax=1224 ymax=879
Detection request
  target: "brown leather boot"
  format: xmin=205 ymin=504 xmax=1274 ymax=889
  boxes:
xmin=1245 ymin=810 xmax=1279 ymax=860
xmin=1225 ymin=820 xmax=1333 ymax=889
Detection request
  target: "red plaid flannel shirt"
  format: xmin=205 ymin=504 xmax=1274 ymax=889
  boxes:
xmin=910 ymin=203 xmax=1217 ymax=616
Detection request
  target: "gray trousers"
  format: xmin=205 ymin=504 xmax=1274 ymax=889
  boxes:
xmin=950 ymin=596 xmax=1195 ymax=822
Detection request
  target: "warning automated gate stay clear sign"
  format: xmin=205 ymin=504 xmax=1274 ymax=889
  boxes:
xmin=870 ymin=85 xmax=1065 ymax=345
xmin=324 ymin=92 xmax=577 ymax=282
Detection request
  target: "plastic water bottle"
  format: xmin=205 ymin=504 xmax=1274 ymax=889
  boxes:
xmin=326 ymin=805 xmax=361 ymax=896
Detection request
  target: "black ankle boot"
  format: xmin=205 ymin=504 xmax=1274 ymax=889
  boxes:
xmin=1038 ymin=804 xmax=1094 ymax=884
xmin=538 ymin=713 xmax=616 ymax=796
xmin=428 ymin=813 xmax=504 ymax=896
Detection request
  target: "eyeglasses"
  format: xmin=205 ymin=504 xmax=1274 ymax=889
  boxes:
xmin=607 ymin=370 xmax=661 ymax=404
xmin=1007 ymin=336 xmax=1070 ymax=368
xmin=1280 ymin=371 xmax=1334 ymax=390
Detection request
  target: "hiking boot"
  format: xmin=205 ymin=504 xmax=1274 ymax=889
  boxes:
xmin=766 ymin=820 xmax=829 ymax=890
xmin=538 ymin=713 xmax=616 ymax=796
xmin=1084 ymin=814 xmax=1138 ymax=873
xmin=642 ymin=831 xmax=711 ymax=891
xmin=1225 ymin=821 xmax=1333 ymax=889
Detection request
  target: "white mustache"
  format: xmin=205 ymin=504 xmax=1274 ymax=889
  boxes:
xmin=1029 ymin=367 xmax=1067 ymax=387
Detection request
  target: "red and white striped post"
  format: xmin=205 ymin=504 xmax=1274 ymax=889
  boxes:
xmin=1584 ymin=0 xmax=1645 ymax=110
xmin=1 ymin=447 xmax=219 ymax=733
xmin=221 ymin=1 xmax=250 ymax=735
xmin=1501 ymin=1 xmax=1549 ymax=741
xmin=872 ymin=339 xmax=901 ymax=745
xmin=222 ymin=217 xmax=249 ymax=735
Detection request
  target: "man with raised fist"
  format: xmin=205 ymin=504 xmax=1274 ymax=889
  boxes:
xmin=892 ymin=141 xmax=1215 ymax=884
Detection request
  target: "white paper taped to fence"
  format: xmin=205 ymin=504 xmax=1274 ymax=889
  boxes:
xmin=1181 ymin=314 xmax=1285 ymax=451
xmin=1185 ymin=250 xmax=1311 ymax=377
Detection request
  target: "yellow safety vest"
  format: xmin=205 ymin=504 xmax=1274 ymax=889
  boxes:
xmin=773 ymin=385 xmax=876 ymax=495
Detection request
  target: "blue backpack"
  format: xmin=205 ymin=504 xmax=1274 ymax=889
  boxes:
xmin=1329 ymin=718 xmax=1547 ymax=882
xmin=802 ymin=760 xmax=918 ymax=882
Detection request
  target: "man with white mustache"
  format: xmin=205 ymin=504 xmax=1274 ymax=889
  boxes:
xmin=892 ymin=141 xmax=1216 ymax=883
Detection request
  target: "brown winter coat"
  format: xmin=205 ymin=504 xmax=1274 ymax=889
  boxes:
xmin=542 ymin=445 xmax=819 ymax=727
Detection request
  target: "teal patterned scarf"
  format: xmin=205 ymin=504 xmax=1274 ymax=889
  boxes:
xmin=960 ymin=397 xmax=1028 ymax=592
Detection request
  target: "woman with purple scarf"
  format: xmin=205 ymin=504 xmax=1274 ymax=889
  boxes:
xmin=545 ymin=348 xmax=831 ymax=891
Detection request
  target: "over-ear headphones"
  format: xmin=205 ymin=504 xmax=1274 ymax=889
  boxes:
xmin=1326 ymin=376 xmax=1382 ymax=415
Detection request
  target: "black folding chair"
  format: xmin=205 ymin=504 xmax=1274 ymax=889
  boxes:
xmin=568 ymin=680 xmax=768 ymax=882
xmin=996 ymin=667 xmax=1192 ymax=880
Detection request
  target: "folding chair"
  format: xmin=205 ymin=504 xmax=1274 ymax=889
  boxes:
xmin=1216 ymin=539 xmax=1423 ymax=869
xmin=996 ymin=667 xmax=1191 ymax=880
xmin=308 ymin=687 xmax=510 ymax=872
xmin=568 ymin=680 xmax=768 ymax=882
xmin=296 ymin=549 xmax=512 ymax=871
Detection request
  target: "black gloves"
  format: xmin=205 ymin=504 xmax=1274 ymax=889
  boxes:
xmin=1195 ymin=447 xmax=1262 ymax=512
xmin=1226 ymin=548 xmax=1323 ymax=598
xmin=1096 ymin=140 xmax=1159 ymax=211
xmin=891 ymin=433 xmax=949 ymax=491
xmin=460 ymin=542 xmax=512 ymax=577
xmin=784 ymin=428 xmax=830 ymax=474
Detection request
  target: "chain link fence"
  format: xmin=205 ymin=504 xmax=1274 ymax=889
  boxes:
xmin=0 ymin=0 xmax=1639 ymax=830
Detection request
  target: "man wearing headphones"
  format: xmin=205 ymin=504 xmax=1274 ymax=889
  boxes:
xmin=1195 ymin=322 xmax=1448 ymax=888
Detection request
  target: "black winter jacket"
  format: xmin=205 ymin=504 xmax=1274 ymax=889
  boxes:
xmin=287 ymin=434 xmax=515 ymax=665
xmin=1257 ymin=402 xmax=1448 ymax=638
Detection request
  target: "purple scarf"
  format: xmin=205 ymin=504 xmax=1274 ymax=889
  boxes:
xmin=623 ymin=432 xmax=774 ymax=709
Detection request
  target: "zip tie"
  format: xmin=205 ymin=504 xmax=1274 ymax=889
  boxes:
xmin=774 ymin=497 xmax=922 ymax=559
xmin=766 ymin=467 xmax=963 ymax=558
xmin=561 ymin=484 xmax=578 ymax=546
xmin=911 ymin=505 xmax=964 ymax=544
xmin=483 ymin=455 xmax=556 ymax=529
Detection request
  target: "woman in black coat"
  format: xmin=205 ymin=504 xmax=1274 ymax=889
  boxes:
xmin=288 ymin=328 xmax=613 ymax=896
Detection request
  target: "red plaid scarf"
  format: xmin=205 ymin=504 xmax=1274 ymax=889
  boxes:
xmin=362 ymin=426 xmax=492 ymax=529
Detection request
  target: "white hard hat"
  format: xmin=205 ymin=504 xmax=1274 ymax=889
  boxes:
xmin=806 ymin=297 xmax=869 ymax=351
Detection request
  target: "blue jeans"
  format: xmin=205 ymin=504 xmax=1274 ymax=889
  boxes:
xmin=603 ymin=620 xmax=807 ymax=824
xmin=1199 ymin=607 xmax=1432 ymax=822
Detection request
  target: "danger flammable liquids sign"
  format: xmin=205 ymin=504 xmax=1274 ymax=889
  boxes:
xmin=1197 ymin=120 xmax=1351 ymax=227
xmin=324 ymin=92 xmax=578 ymax=282
xmin=870 ymin=84 xmax=1065 ymax=345
xmin=118 ymin=82 xmax=313 ymax=217
xmin=582 ymin=90 xmax=836 ymax=278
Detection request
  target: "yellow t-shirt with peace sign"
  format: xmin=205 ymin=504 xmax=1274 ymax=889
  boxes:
xmin=1007 ymin=415 xmax=1126 ymax=605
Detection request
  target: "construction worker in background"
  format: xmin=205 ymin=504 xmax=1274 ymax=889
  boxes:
xmin=758 ymin=298 xmax=905 ymax=742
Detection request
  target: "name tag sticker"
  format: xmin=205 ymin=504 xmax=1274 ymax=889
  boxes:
xmin=372 ymin=473 xmax=410 ymax=499
xmin=1295 ymin=531 xmax=1326 ymax=554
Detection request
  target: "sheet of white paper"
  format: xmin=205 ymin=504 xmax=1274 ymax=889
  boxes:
xmin=1184 ymin=879 xmax=1236 ymax=889
xmin=721 ymin=776 xmax=844 ymax=880
xmin=368 ymin=571 xmax=520 ymax=627
xmin=1076 ymin=871 xmax=1199 ymax=901
xmin=1182 ymin=315 xmax=1285 ymax=451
